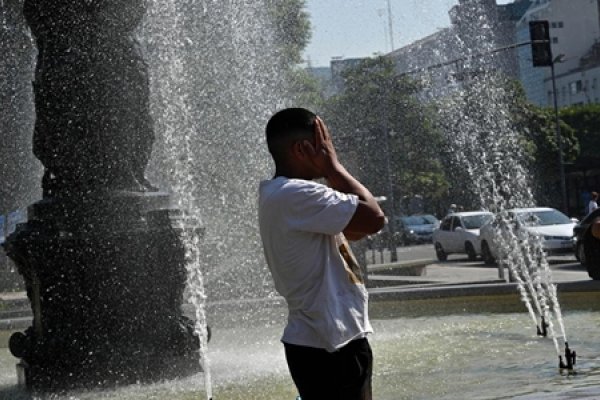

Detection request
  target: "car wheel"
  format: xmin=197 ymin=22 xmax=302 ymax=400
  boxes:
xmin=481 ymin=241 xmax=496 ymax=265
xmin=576 ymin=241 xmax=586 ymax=266
xmin=465 ymin=242 xmax=477 ymax=261
xmin=435 ymin=242 xmax=447 ymax=262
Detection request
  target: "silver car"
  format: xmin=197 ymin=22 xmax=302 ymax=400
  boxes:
xmin=479 ymin=207 xmax=576 ymax=265
xmin=432 ymin=211 xmax=494 ymax=261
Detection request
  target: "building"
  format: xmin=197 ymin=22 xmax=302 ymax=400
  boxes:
xmin=516 ymin=0 xmax=600 ymax=107
xmin=385 ymin=0 xmax=530 ymax=99
xmin=329 ymin=57 xmax=370 ymax=93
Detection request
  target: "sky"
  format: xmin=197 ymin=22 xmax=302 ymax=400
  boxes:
xmin=303 ymin=0 xmax=514 ymax=67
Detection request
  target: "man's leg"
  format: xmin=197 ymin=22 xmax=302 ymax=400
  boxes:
xmin=337 ymin=338 xmax=373 ymax=400
xmin=284 ymin=339 xmax=373 ymax=400
xmin=284 ymin=342 xmax=336 ymax=400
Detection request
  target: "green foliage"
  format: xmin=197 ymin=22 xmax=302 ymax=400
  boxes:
xmin=266 ymin=0 xmax=311 ymax=66
xmin=322 ymin=57 xmax=449 ymax=215
xmin=560 ymin=104 xmax=600 ymax=168
xmin=287 ymin=67 xmax=325 ymax=111
xmin=504 ymin=80 xmax=578 ymax=166
xmin=266 ymin=0 xmax=326 ymax=111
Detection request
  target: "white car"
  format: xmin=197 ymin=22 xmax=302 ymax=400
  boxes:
xmin=432 ymin=211 xmax=494 ymax=261
xmin=479 ymin=207 xmax=576 ymax=265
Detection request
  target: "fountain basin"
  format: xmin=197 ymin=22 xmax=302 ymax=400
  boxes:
xmin=2 ymin=288 xmax=600 ymax=400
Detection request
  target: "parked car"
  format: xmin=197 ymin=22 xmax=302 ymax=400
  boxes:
xmin=432 ymin=211 xmax=494 ymax=261
xmin=395 ymin=214 xmax=440 ymax=245
xmin=573 ymin=208 xmax=600 ymax=279
xmin=479 ymin=207 xmax=576 ymax=265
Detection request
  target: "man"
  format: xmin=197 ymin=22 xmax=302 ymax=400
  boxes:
xmin=589 ymin=192 xmax=598 ymax=215
xmin=258 ymin=108 xmax=385 ymax=400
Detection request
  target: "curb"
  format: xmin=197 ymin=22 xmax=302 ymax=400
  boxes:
xmin=368 ymin=259 xmax=435 ymax=273
xmin=369 ymin=279 xmax=600 ymax=301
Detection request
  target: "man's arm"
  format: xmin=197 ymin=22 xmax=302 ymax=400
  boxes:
xmin=302 ymin=118 xmax=385 ymax=240
xmin=326 ymin=164 xmax=386 ymax=239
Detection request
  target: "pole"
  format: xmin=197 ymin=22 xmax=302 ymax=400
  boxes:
xmin=387 ymin=0 xmax=395 ymax=51
xmin=381 ymin=81 xmax=398 ymax=262
xmin=550 ymin=62 xmax=568 ymax=214
xmin=384 ymin=128 xmax=398 ymax=262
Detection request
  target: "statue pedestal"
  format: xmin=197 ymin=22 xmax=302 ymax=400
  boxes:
xmin=3 ymin=192 xmax=202 ymax=390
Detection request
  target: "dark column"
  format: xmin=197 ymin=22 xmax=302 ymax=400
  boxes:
xmin=2 ymin=0 xmax=201 ymax=390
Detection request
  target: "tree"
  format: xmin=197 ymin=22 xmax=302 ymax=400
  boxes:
xmin=506 ymin=82 xmax=578 ymax=207
xmin=559 ymin=104 xmax=600 ymax=169
xmin=322 ymin=57 xmax=449 ymax=216
xmin=265 ymin=0 xmax=325 ymax=111
xmin=266 ymin=0 xmax=311 ymax=67
xmin=434 ymin=76 xmax=577 ymax=211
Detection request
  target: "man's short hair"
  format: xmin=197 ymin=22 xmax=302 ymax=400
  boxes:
xmin=265 ymin=108 xmax=317 ymax=164
xmin=593 ymin=192 xmax=599 ymax=200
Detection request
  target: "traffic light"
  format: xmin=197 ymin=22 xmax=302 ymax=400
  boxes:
xmin=529 ymin=20 xmax=553 ymax=67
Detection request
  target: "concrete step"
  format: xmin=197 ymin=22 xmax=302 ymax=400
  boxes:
xmin=0 ymin=316 xmax=32 ymax=331
xmin=0 ymin=308 xmax=32 ymax=320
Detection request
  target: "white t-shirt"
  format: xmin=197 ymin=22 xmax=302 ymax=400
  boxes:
xmin=258 ymin=177 xmax=373 ymax=352
xmin=589 ymin=200 xmax=598 ymax=215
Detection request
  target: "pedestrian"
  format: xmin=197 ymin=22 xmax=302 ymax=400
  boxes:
xmin=447 ymin=203 xmax=457 ymax=215
xmin=589 ymin=192 xmax=599 ymax=215
xmin=258 ymin=108 xmax=385 ymax=400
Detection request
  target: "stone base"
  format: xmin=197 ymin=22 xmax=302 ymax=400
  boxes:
xmin=2 ymin=192 xmax=203 ymax=390
xmin=15 ymin=351 xmax=202 ymax=390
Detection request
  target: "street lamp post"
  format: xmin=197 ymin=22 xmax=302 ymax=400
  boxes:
xmin=384 ymin=128 xmax=398 ymax=262
xmin=550 ymin=55 xmax=568 ymax=214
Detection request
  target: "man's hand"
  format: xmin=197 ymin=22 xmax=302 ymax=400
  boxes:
xmin=303 ymin=117 xmax=385 ymax=239
xmin=301 ymin=117 xmax=341 ymax=179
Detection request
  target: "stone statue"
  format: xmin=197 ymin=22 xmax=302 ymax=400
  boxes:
xmin=23 ymin=0 xmax=156 ymax=197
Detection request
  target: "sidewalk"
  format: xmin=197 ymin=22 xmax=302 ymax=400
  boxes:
xmin=368 ymin=259 xmax=588 ymax=287
xmin=367 ymin=257 xmax=600 ymax=301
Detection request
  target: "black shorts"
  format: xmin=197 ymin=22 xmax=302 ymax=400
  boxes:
xmin=284 ymin=338 xmax=373 ymax=400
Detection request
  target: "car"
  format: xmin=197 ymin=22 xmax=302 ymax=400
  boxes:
xmin=573 ymin=208 xmax=600 ymax=279
xmin=395 ymin=214 xmax=440 ymax=245
xmin=479 ymin=207 xmax=576 ymax=265
xmin=432 ymin=211 xmax=494 ymax=261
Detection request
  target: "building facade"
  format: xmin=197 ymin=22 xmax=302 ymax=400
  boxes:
xmin=517 ymin=0 xmax=600 ymax=107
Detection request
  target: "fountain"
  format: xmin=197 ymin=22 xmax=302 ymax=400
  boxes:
xmin=2 ymin=0 xmax=203 ymax=390
xmin=1 ymin=0 xmax=600 ymax=399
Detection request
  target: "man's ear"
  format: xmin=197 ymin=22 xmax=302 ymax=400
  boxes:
xmin=291 ymin=141 xmax=306 ymax=161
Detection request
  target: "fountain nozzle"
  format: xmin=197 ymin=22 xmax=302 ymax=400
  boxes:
xmin=537 ymin=316 xmax=548 ymax=337
xmin=559 ymin=342 xmax=576 ymax=370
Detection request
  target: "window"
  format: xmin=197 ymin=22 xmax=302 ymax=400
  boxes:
xmin=462 ymin=214 xmax=494 ymax=230
xmin=570 ymin=80 xmax=583 ymax=95
xmin=552 ymin=37 xmax=559 ymax=44
xmin=558 ymin=21 xmax=564 ymax=28
xmin=551 ymin=22 xmax=557 ymax=28
xmin=440 ymin=218 xmax=452 ymax=231
xmin=450 ymin=217 xmax=462 ymax=231
xmin=593 ymin=78 xmax=597 ymax=89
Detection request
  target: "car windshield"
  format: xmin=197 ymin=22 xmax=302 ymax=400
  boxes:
xmin=462 ymin=214 xmax=493 ymax=229
xmin=422 ymin=214 xmax=438 ymax=224
xmin=516 ymin=210 xmax=571 ymax=226
xmin=401 ymin=215 xmax=436 ymax=226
